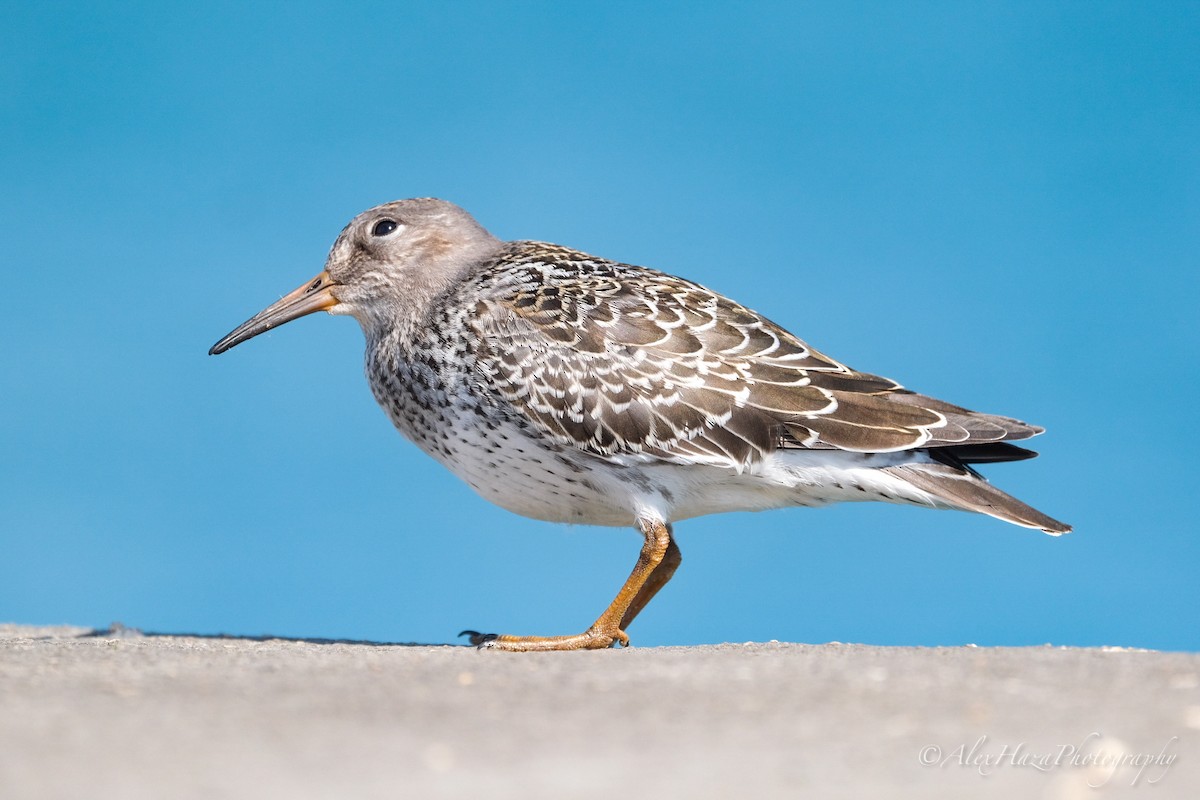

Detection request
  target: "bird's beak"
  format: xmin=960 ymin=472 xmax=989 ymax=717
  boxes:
xmin=209 ymin=270 xmax=341 ymax=355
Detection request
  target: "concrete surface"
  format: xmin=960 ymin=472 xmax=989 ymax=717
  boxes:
xmin=1 ymin=624 xmax=1196 ymax=799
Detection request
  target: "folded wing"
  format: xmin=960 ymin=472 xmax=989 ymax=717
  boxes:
xmin=469 ymin=244 xmax=1044 ymax=472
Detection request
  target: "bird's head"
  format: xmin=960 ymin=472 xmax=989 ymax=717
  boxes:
xmin=209 ymin=198 xmax=501 ymax=355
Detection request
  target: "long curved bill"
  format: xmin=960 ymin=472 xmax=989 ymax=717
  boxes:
xmin=209 ymin=270 xmax=340 ymax=355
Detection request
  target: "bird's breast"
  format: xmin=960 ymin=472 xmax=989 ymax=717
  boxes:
xmin=362 ymin=340 xmax=667 ymax=526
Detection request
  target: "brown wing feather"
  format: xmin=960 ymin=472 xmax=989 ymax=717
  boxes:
xmin=469 ymin=243 xmax=1040 ymax=468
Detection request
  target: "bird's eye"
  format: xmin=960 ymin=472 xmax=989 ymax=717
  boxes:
xmin=372 ymin=219 xmax=399 ymax=237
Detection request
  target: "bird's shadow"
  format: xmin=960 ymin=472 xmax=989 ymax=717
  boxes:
xmin=76 ymin=622 xmax=459 ymax=648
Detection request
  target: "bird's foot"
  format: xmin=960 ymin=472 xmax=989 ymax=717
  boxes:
xmin=458 ymin=626 xmax=629 ymax=652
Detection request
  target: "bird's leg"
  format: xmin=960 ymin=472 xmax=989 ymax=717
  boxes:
xmin=619 ymin=533 xmax=680 ymax=631
xmin=461 ymin=518 xmax=676 ymax=652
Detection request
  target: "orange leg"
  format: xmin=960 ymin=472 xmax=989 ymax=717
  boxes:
xmin=619 ymin=532 xmax=681 ymax=631
xmin=461 ymin=519 xmax=678 ymax=651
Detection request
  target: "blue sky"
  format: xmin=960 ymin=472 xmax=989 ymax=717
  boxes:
xmin=2 ymin=2 xmax=1197 ymax=650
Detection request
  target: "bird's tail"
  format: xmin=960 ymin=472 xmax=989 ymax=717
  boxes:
xmin=885 ymin=461 xmax=1072 ymax=535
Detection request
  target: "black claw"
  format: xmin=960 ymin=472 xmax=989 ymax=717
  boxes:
xmin=458 ymin=630 xmax=498 ymax=647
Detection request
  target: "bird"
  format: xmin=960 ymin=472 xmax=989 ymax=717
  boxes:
xmin=209 ymin=198 xmax=1070 ymax=651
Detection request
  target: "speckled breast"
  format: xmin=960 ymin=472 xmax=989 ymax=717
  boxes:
xmin=363 ymin=328 xmax=642 ymax=527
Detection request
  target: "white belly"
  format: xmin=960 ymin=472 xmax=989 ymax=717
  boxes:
xmin=418 ymin=407 xmax=940 ymax=527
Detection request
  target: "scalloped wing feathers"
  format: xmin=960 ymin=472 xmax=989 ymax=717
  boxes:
xmin=468 ymin=242 xmax=1041 ymax=470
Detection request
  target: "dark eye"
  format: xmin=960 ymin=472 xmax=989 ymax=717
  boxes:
xmin=372 ymin=219 xmax=398 ymax=237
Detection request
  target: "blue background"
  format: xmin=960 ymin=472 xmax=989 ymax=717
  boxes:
xmin=3 ymin=2 xmax=1197 ymax=650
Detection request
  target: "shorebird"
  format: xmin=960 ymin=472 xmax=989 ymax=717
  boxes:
xmin=210 ymin=198 xmax=1070 ymax=651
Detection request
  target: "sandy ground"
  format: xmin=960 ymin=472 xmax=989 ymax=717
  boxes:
xmin=1 ymin=624 xmax=1196 ymax=800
